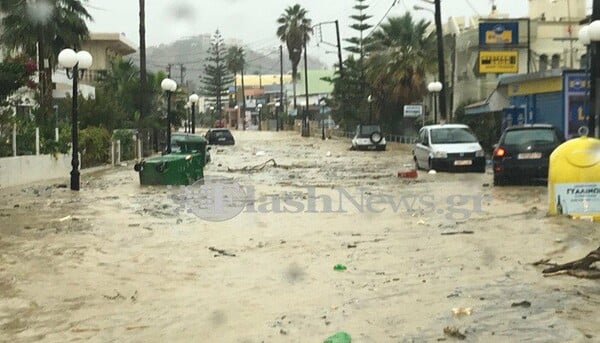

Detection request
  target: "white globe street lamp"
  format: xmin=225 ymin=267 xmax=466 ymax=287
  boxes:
xmin=58 ymin=48 xmax=93 ymax=191
xmin=161 ymin=78 xmax=177 ymax=153
xmin=188 ymin=93 xmax=199 ymax=134
xmin=427 ymin=81 xmax=443 ymax=124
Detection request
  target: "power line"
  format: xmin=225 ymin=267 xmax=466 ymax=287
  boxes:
xmin=365 ymin=0 xmax=400 ymax=39
xmin=464 ymin=0 xmax=481 ymax=15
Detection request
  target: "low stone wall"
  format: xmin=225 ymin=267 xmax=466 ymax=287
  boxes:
xmin=0 ymin=153 xmax=72 ymax=188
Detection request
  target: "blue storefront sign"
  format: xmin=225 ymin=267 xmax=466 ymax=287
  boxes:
xmin=564 ymin=73 xmax=590 ymax=138
xmin=479 ymin=22 xmax=519 ymax=46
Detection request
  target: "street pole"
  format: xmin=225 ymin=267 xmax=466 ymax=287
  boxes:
xmin=434 ymin=0 xmax=447 ymax=120
xmin=335 ymin=20 xmax=344 ymax=77
xmin=166 ymin=91 xmax=172 ymax=153
xmin=591 ymin=0 xmax=600 ymax=137
xmin=434 ymin=92 xmax=438 ymax=124
xmin=70 ymin=64 xmax=80 ymax=191
xmin=191 ymin=102 xmax=196 ymax=134
xmin=303 ymin=38 xmax=310 ymax=137
xmin=279 ymin=45 xmax=283 ymax=132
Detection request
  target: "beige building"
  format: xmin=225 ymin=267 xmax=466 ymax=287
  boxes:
xmin=442 ymin=0 xmax=587 ymax=115
xmin=54 ymin=32 xmax=137 ymax=99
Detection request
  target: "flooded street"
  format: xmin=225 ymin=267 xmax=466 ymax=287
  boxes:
xmin=1 ymin=130 xmax=599 ymax=342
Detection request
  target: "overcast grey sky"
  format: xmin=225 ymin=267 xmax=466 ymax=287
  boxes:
xmin=85 ymin=0 xmax=532 ymax=65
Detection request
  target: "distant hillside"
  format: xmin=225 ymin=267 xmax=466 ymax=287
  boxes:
xmin=127 ymin=35 xmax=328 ymax=92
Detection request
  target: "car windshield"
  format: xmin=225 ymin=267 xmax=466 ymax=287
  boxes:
xmin=503 ymin=128 xmax=558 ymax=145
xmin=358 ymin=125 xmax=381 ymax=137
xmin=213 ymin=130 xmax=232 ymax=138
xmin=430 ymin=127 xmax=478 ymax=144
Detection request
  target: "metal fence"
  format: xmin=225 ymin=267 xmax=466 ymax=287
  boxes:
xmin=330 ymin=129 xmax=418 ymax=144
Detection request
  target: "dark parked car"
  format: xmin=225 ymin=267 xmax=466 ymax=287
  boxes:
xmin=492 ymin=124 xmax=564 ymax=186
xmin=205 ymin=128 xmax=235 ymax=145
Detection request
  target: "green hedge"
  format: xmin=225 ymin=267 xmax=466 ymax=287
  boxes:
xmin=79 ymin=126 xmax=111 ymax=168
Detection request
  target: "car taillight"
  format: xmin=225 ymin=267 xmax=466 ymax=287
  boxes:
xmin=494 ymin=147 xmax=506 ymax=157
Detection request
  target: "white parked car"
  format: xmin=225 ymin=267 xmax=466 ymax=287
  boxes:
xmin=351 ymin=124 xmax=386 ymax=151
xmin=412 ymin=124 xmax=486 ymax=172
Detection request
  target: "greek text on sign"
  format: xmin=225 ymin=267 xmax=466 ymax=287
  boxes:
xmin=479 ymin=51 xmax=518 ymax=73
xmin=403 ymin=105 xmax=423 ymax=118
xmin=553 ymin=183 xmax=600 ymax=215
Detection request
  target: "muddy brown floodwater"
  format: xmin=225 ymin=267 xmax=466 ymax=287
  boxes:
xmin=1 ymin=130 xmax=599 ymax=342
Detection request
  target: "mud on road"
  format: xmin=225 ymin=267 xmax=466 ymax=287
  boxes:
xmin=1 ymin=130 xmax=599 ymax=342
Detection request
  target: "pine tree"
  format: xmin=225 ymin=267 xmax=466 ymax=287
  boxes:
xmin=200 ymin=30 xmax=233 ymax=120
xmin=326 ymin=0 xmax=373 ymax=127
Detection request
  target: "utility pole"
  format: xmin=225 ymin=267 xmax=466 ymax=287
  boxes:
xmin=590 ymin=0 xmax=600 ymax=137
xmin=279 ymin=45 xmax=283 ymax=132
xmin=241 ymin=63 xmax=247 ymax=130
xmin=434 ymin=0 xmax=447 ymax=121
xmin=139 ymin=0 xmax=148 ymax=154
xmin=303 ymin=39 xmax=310 ymax=137
xmin=335 ymin=20 xmax=344 ymax=77
xmin=179 ymin=64 xmax=186 ymax=85
xmin=166 ymin=64 xmax=172 ymax=78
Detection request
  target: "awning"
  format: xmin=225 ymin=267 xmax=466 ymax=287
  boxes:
xmin=464 ymin=99 xmax=490 ymax=115
xmin=464 ymin=87 xmax=509 ymax=115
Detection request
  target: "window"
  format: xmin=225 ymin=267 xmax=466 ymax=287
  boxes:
xmin=551 ymin=54 xmax=560 ymax=69
xmin=430 ymin=128 xmax=478 ymax=144
xmin=539 ymin=54 xmax=548 ymax=71
xmin=503 ymin=129 xmax=558 ymax=145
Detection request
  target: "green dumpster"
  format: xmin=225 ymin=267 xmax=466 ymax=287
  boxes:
xmin=134 ymin=135 xmax=207 ymax=185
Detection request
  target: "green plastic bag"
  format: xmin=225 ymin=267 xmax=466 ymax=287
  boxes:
xmin=323 ymin=331 xmax=351 ymax=343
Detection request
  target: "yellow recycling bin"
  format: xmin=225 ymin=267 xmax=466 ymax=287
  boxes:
xmin=548 ymin=131 xmax=600 ymax=221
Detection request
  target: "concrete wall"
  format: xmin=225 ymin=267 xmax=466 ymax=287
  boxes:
xmin=0 ymin=154 xmax=72 ymax=188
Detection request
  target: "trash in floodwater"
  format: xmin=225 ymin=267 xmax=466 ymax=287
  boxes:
xmin=326 ymin=151 xmax=332 ymax=157
xmin=511 ymin=301 xmax=531 ymax=308
xmin=333 ymin=264 xmax=347 ymax=271
xmin=255 ymin=150 xmax=266 ymax=156
xmin=323 ymin=331 xmax=351 ymax=343
xmin=452 ymin=307 xmax=472 ymax=316
xmin=58 ymin=215 xmax=72 ymax=222
xmin=398 ymin=169 xmax=418 ymax=178
xmin=443 ymin=326 xmax=466 ymax=340
xmin=428 ymin=169 xmax=437 ymax=174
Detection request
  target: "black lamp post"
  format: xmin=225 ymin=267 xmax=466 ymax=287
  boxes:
xmin=161 ymin=78 xmax=177 ymax=153
xmin=58 ymin=48 xmax=93 ymax=191
xmin=189 ymin=93 xmax=199 ymax=134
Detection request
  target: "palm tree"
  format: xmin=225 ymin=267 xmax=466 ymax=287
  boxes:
xmin=226 ymin=46 xmax=245 ymax=125
xmin=366 ymin=13 xmax=436 ymax=131
xmin=0 ymin=0 xmax=92 ymax=121
xmin=276 ymin=4 xmax=313 ymax=109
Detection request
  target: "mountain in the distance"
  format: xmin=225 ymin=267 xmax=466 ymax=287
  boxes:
xmin=127 ymin=34 xmax=329 ymax=91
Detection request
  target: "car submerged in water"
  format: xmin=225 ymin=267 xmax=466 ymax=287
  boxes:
xmin=205 ymin=128 xmax=235 ymax=146
xmin=413 ymin=124 xmax=486 ymax=172
xmin=350 ymin=124 xmax=386 ymax=151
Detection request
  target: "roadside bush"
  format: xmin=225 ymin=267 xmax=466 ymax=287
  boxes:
xmin=79 ymin=126 xmax=111 ymax=168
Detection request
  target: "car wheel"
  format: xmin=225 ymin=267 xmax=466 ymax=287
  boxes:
xmin=477 ymin=165 xmax=486 ymax=173
xmin=414 ymin=155 xmax=421 ymax=169
xmin=370 ymin=131 xmax=383 ymax=144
